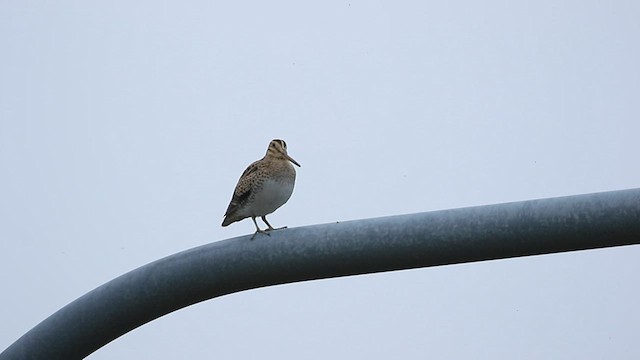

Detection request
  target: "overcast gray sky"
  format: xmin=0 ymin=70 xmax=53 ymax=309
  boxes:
xmin=1 ymin=1 xmax=639 ymax=359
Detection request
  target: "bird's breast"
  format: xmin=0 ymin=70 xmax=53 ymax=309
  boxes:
xmin=247 ymin=177 xmax=295 ymax=216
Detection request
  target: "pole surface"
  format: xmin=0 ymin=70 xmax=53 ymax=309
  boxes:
xmin=2 ymin=188 xmax=640 ymax=359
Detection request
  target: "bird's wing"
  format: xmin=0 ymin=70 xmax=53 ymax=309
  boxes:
xmin=223 ymin=160 xmax=260 ymax=216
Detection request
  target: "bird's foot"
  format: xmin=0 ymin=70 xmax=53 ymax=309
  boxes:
xmin=250 ymin=229 xmax=271 ymax=240
xmin=265 ymin=225 xmax=287 ymax=232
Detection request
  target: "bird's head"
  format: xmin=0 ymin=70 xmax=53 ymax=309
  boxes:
xmin=267 ymin=139 xmax=301 ymax=167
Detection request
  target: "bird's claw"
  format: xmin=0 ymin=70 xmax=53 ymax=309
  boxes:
xmin=250 ymin=229 xmax=271 ymax=240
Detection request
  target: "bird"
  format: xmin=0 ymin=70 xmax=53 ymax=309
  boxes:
xmin=222 ymin=139 xmax=300 ymax=239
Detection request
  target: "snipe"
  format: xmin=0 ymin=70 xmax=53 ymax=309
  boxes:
xmin=222 ymin=139 xmax=300 ymax=239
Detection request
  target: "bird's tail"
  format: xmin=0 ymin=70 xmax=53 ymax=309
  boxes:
xmin=221 ymin=214 xmax=236 ymax=227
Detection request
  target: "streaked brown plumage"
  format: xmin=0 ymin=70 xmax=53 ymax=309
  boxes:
xmin=222 ymin=139 xmax=300 ymax=239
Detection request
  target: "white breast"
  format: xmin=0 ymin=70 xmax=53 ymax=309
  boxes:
xmin=247 ymin=178 xmax=295 ymax=217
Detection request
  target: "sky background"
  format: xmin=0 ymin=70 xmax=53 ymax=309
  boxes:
xmin=1 ymin=1 xmax=639 ymax=358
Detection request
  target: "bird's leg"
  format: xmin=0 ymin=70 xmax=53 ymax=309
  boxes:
xmin=262 ymin=216 xmax=287 ymax=231
xmin=250 ymin=216 xmax=270 ymax=240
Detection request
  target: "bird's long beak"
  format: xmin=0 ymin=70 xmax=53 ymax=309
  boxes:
xmin=287 ymin=155 xmax=301 ymax=167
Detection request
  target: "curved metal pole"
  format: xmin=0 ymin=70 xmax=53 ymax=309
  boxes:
xmin=3 ymin=188 xmax=640 ymax=359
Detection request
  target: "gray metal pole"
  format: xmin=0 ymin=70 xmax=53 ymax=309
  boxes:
xmin=2 ymin=188 xmax=640 ymax=359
